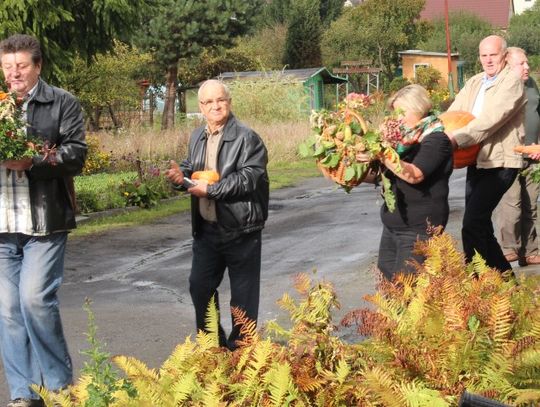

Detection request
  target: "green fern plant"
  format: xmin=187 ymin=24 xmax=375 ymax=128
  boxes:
xmin=34 ymin=232 xmax=539 ymax=406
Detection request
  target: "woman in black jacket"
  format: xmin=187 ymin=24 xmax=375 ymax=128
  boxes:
xmin=359 ymin=84 xmax=453 ymax=280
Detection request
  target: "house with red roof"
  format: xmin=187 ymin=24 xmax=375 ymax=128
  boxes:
xmin=420 ymin=0 xmax=515 ymax=28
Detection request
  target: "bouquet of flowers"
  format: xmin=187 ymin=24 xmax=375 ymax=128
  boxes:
xmin=299 ymin=93 xmax=403 ymax=211
xmin=0 ymin=91 xmax=40 ymax=162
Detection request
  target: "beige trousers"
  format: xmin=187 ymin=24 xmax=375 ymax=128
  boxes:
xmin=495 ymin=168 xmax=540 ymax=257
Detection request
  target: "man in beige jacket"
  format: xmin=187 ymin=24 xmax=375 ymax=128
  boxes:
xmin=495 ymin=47 xmax=540 ymax=267
xmin=447 ymin=35 xmax=526 ymax=272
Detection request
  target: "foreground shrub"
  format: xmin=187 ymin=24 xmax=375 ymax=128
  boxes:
xmin=35 ymin=231 xmax=540 ymax=406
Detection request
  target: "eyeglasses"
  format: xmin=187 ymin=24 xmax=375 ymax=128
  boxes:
xmin=199 ymin=97 xmax=230 ymax=106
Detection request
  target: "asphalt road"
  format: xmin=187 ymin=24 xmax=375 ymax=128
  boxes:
xmin=0 ymin=168 xmax=537 ymax=403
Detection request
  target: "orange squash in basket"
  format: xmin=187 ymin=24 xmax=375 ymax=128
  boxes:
xmin=439 ymin=110 xmax=479 ymax=169
xmin=192 ymin=170 xmax=220 ymax=185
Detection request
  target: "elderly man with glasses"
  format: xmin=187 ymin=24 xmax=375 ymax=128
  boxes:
xmin=167 ymin=79 xmax=269 ymax=350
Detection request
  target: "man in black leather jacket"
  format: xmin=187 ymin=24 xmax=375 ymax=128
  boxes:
xmin=0 ymin=34 xmax=86 ymax=407
xmin=167 ymin=79 xmax=269 ymax=350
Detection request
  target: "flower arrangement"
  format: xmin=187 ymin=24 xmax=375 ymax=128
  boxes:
xmin=0 ymin=91 xmax=40 ymax=162
xmin=299 ymin=93 xmax=403 ymax=211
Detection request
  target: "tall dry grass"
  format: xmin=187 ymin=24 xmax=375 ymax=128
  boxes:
xmin=91 ymin=119 xmax=311 ymax=169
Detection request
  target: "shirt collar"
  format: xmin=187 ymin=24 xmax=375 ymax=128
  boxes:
xmin=482 ymin=73 xmax=498 ymax=86
xmin=205 ymin=125 xmax=224 ymax=137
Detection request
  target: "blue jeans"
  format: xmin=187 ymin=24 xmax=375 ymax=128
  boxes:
xmin=0 ymin=232 xmax=72 ymax=400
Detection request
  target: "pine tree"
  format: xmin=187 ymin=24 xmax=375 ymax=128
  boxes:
xmin=283 ymin=0 xmax=322 ymax=69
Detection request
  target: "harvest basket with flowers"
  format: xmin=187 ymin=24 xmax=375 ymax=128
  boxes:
xmin=299 ymin=93 xmax=403 ymax=211
xmin=0 ymin=91 xmax=40 ymax=162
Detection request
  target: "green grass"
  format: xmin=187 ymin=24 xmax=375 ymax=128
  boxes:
xmin=71 ymin=159 xmax=318 ymax=238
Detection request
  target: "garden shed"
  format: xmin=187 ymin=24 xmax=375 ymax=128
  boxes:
xmin=398 ymin=50 xmax=464 ymax=91
xmin=216 ymin=67 xmax=348 ymax=110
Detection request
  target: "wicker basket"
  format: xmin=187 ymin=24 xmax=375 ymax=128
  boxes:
xmin=317 ymin=160 xmax=366 ymax=188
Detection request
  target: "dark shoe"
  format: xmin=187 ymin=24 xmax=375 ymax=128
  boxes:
xmin=7 ymin=399 xmax=44 ymax=407
xmin=504 ymin=253 xmax=519 ymax=262
xmin=520 ymin=255 xmax=540 ymax=266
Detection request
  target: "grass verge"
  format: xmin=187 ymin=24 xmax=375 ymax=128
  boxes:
xmin=71 ymin=159 xmax=319 ymax=238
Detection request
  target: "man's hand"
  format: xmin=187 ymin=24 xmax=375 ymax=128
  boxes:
xmin=446 ymin=132 xmax=459 ymax=150
xmin=166 ymin=160 xmax=184 ymax=185
xmin=188 ymin=181 xmax=208 ymax=198
xmin=2 ymin=157 xmax=33 ymax=171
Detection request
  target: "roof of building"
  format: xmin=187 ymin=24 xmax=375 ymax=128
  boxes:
xmin=399 ymin=50 xmax=460 ymax=58
xmin=216 ymin=67 xmax=348 ymax=84
xmin=421 ymin=0 xmax=513 ymax=28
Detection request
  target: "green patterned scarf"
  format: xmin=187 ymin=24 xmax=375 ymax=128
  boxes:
xmin=396 ymin=114 xmax=445 ymax=156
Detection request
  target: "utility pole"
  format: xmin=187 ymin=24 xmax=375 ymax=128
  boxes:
xmin=445 ymin=0 xmax=455 ymax=98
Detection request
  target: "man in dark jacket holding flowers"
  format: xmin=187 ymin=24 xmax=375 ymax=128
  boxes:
xmin=166 ymin=79 xmax=269 ymax=351
xmin=0 ymin=34 xmax=86 ymax=407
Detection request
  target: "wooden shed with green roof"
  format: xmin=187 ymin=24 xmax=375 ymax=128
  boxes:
xmin=216 ymin=67 xmax=348 ymax=111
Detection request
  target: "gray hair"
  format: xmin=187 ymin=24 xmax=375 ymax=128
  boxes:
xmin=0 ymin=34 xmax=42 ymax=65
xmin=506 ymin=46 xmax=527 ymax=59
xmin=388 ymin=84 xmax=432 ymax=117
xmin=198 ymin=79 xmax=231 ymax=100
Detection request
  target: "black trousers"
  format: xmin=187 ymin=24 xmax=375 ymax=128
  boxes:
xmin=189 ymin=221 xmax=261 ymax=350
xmin=463 ymin=166 xmax=518 ymax=272
xmin=377 ymin=225 xmax=428 ymax=280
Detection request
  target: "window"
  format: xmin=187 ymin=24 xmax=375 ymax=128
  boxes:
xmin=413 ymin=63 xmax=430 ymax=79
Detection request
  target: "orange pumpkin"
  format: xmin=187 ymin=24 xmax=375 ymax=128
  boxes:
xmin=439 ymin=110 xmax=479 ymax=169
xmin=192 ymin=170 xmax=220 ymax=185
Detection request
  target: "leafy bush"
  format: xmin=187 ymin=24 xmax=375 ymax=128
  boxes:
xmin=387 ymin=76 xmax=411 ymax=93
xmin=413 ymin=66 xmax=442 ymax=91
xmin=83 ymin=134 xmax=112 ymax=175
xmin=228 ymin=74 xmax=309 ymax=123
xmin=75 ymin=172 xmax=137 ymax=213
xmin=34 ymin=231 xmax=540 ymax=406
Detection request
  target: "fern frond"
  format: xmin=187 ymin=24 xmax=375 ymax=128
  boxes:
xmin=231 ymin=306 xmax=260 ymax=347
xmin=488 ymin=294 xmax=513 ymax=350
xmin=112 ymin=355 xmax=159 ymax=382
xmin=204 ymin=295 xmax=221 ymax=347
xmin=160 ymin=337 xmax=198 ymax=374
xmin=200 ymin=381 xmax=226 ymax=407
xmin=513 ymin=388 xmax=540 ymax=405
xmin=334 ymin=358 xmax=351 ymax=385
xmin=362 ymin=366 xmax=404 ymax=407
xmin=294 ymin=273 xmax=312 ymax=295
xmin=171 ymin=371 xmax=199 ymax=404
xmin=398 ymin=380 xmax=451 ymax=407
xmin=264 ymin=363 xmax=295 ymax=406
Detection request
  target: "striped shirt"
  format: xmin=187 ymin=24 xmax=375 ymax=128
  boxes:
xmin=0 ymin=84 xmax=39 ymax=235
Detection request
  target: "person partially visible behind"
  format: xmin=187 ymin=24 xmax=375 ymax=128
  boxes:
xmin=358 ymin=84 xmax=453 ymax=280
xmin=495 ymin=47 xmax=540 ymax=267
xmin=166 ymin=79 xmax=269 ymax=351
xmin=0 ymin=34 xmax=87 ymax=407
xmin=447 ymin=35 xmax=526 ymax=273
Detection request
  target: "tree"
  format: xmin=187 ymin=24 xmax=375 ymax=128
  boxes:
xmin=319 ymin=0 xmax=343 ymax=26
xmin=234 ymin=24 xmax=288 ymax=70
xmin=0 ymin=0 xmax=153 ymax=83
xmin=61 ymin=42 xmax=152 ymax=130
xmin=508 ymin=2 xmax=540 ymax=56
xmin=418 ymin=11 xmax=494 ymax=76
xmin=257 ymin=0 xmax=294 ymax=27
xmin=283 ymin=0 xmax=322 ymax=69
xmin=321 ymin=0 xmax=427 ymax=84
xmin=139 ymin=0 xmax=261 ymax=129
